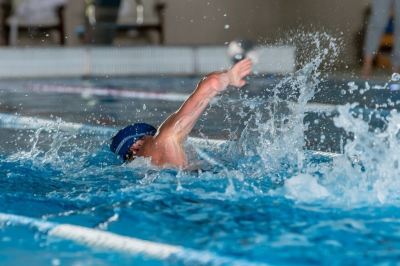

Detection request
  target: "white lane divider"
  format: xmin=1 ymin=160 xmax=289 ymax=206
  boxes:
xmin=0 ymin=112 xmax=338 ymax=157
xmin=30 ymin=84 xmax=190 ymax=102
xmin=0 ymin=112 xmax=227 ymax=148
xmin=0 ymin=112 xmax=115 ymax=136
xmin=0 ymin=212 xmax=266 ymax=266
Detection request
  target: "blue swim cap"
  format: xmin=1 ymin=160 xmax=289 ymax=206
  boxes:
xmin=110 ymin=123 xmax=157 ymax=161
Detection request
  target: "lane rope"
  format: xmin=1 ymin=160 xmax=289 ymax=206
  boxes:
xmin=0 ymin=212 xmax=266 ymax=266
xmin=29 ymin=84 xmax=190 ymax=102
xmin=0 ymin=112 xmax=338 ymax=157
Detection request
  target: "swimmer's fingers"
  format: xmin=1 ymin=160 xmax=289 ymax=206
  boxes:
xmin=228 ymin=58 xmax=253 ymax=87
xmin=237 ymin=64 xmax=252 ymax=85
xmin=244 ymin=64 xmax=252 ymax=70
xmin=235 ymin=76 xmax=249 ymax=88
xmin=239 ymin=60 xmax=253 ymax=74
xmin=231 ymin=58 xmax=252 ymax=71
xmin=240 ymin=66 xmax=252 ymax=78
xmin=240 ymin=58 xmax=253 ymax=68
xmin=239 ymin=58 xmax=252 ymax=65
xmin=238 ymin=62 xmax=253 ymax=87
xmin=237 ymin=79 xmax=246 ymax=87
xmin=241 ymin=58 xmax=252 ymax=66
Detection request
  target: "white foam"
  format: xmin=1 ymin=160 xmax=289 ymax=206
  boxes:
xmin=284 ymin=173 xmax=330 ymax=202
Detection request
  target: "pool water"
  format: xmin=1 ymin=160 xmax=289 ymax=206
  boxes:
xmin=3 ymin=36 xmax=400 ymax=265
xmin=2 ymin=116 xmax=400 ymax=266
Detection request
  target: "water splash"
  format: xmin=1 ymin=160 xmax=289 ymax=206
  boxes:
xmin=316 ymin=104 xmax=400 ymax=205
xmin=5 ymin=32 xmax=400 ymax=208
xmin=213 ymin=33 xmax=341 ymax=185
xmin=274 ymin=61 xmax=400 ymax=205
xmin=209 ymin=32 xmax=400 ymax=206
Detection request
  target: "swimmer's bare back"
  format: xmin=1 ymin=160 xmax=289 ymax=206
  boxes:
xmin=134 ymin=58 xmax=253 ymax=169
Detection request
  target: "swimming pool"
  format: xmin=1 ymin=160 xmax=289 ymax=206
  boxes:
xmin=2 ymin=56 xmax=400 ymax=265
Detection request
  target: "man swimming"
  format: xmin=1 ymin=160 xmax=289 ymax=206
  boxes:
xmin=110 ymin=58 xmax=253 ymax=169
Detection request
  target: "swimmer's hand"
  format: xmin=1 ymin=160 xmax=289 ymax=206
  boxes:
xmin=202 ymin=58 xmax=253 ymax=93
xmin=227 ymin=58 xmax=253 ymax=87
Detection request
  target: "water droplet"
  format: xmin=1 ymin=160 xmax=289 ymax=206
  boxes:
xmin=51 ymin=258 xmax=60 ymax=266
xmin=391 ymin=73 xmax=400 ymax=81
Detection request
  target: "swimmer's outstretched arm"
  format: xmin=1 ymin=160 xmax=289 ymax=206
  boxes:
xmin=157 ymin=58 xmax=253 ymax=142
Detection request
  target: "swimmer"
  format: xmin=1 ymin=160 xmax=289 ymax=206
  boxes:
xmin=110 ymin=58 xmax=253 ymax=169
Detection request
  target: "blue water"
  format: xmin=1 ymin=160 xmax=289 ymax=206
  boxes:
xmin=2 ymin=122 xmax=400 ymax=265
xmin=3 ymin=35 xmax=400 ymax=264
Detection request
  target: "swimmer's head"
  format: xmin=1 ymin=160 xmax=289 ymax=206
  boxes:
xmin=110 ymin=123 xmax=157 ymax=161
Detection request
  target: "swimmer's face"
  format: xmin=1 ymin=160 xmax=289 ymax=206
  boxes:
xmin=126 ymin=138 xmax=145 ymax=161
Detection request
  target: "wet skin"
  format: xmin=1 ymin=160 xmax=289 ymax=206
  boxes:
xmin=128 ymin=58 xmax=253 ymax=169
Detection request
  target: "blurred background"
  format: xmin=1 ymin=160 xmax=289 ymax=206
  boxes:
xmin=0 ymin=0 xmax=384 ymax=71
